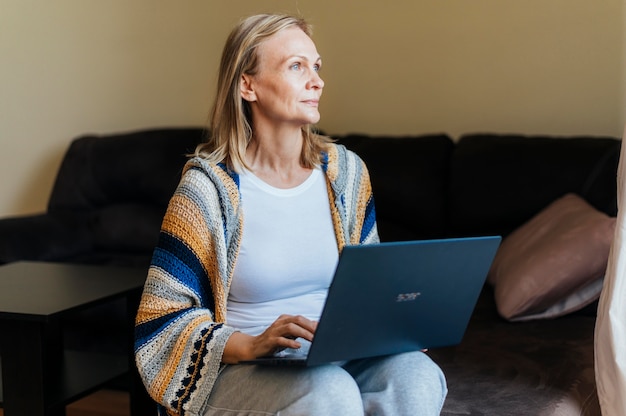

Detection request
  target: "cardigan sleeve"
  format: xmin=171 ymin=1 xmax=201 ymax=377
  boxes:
xmin=325 ymin=144 xmax=380 ymax=248
xmin=134 ymin=161 xmax=240 ymax=416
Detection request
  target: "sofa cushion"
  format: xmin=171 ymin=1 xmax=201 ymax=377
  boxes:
xmin=336 ymin=133 xmax=454 ymax=241
xmin=48 ymin=127 xmax=206 ymax=213
xmin=449 ymin=134 xmax=620 ymax=238
xmin=429 ymin=289 xmax=600 ymax=415
xmin=487 ymin=193 xmax=615 ymax=321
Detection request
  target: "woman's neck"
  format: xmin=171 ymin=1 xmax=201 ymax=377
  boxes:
xmin=245 ymin=128 xmax=311 ymax=189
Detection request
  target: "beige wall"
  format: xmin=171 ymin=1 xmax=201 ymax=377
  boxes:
xmin=1 ymin=0 xmax=624 ymax=217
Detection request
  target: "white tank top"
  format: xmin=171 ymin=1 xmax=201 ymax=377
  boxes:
xmin=227 ymin=167 xmax=339 ymax=336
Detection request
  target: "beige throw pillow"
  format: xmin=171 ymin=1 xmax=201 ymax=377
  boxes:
xmin=487 ymin=193 xmax=616 ymax=321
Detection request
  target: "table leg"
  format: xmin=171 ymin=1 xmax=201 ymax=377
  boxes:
xmin=0 ymin=319 xmax=65 ymax=416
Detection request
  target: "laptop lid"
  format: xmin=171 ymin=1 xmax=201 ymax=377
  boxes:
xmin=304 ymin=235 xmax=501 ymax=366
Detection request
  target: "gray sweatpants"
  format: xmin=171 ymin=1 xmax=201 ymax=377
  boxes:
xmin=203 ymin=351 xmax=447 ymax=415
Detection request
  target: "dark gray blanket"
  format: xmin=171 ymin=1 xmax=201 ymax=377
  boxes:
xmin=428 ymin=291 xmax=600 ymax=416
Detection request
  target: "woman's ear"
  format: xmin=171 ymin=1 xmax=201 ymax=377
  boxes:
xmin=240 ymin=74 xmax=256 ymax=102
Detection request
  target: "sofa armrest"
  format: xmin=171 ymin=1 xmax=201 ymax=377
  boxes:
xmin=0 ymin=213 xmax=93 ymax=264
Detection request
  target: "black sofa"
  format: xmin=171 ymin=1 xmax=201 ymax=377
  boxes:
xmin=0 ymin=127 xmax=620 ymax=415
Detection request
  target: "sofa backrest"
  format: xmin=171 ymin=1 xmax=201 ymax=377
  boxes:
xmin=336 ymin=133 xmax=455 ymax=242
xmin=45 ymin=128 xmax=621 ymax=255
xmin=448 ymin=133 xmax=621 ymax=238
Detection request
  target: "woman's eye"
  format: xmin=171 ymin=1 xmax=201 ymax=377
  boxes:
xmin=290 ymin=63 xmax=301 ymax=70
xmin=313 ymin=64 xmax=321 ymax=72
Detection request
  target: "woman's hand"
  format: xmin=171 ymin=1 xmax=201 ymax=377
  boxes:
xmin=222 ymin=314 xmax=317 ymax=364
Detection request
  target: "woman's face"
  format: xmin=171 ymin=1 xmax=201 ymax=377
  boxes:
xmin=241 ymin=27 xmax=324 ymax=130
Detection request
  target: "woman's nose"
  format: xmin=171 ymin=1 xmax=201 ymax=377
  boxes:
xmin=309 ymin=70 xmax=324 ymax=90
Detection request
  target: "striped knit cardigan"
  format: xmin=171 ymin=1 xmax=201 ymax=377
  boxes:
xmin=135 ymin=143 xmax=379 ymax=416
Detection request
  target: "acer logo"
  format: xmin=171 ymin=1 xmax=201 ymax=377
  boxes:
xmin=396 ymin=292 xmax=421 ymax=302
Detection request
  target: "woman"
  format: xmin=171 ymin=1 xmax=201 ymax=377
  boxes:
xmin=135 ymin=13 xmax=447 ymax=416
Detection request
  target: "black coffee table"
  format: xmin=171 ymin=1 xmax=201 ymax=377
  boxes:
xmin=0 ymin=261 xmax=153 ymax=416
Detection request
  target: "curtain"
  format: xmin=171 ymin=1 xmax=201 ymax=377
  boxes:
xmin=594 ymin=126 xmax=626 ymax=415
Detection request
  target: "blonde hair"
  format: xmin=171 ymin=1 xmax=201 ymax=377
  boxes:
xmin=195 ymin=13 xmax=332 ymax=171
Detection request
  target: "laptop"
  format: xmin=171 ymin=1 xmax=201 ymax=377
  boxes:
xmin=242 ymin=235 xmax=501 ymax=366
